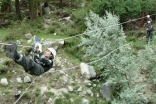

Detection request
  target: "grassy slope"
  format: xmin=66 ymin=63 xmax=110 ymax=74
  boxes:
xmin=0 ymin=28 xmax=8 ymax=40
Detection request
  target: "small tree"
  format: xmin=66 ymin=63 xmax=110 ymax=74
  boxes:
xmin=79 ymin=10 xmax=147 ymax=102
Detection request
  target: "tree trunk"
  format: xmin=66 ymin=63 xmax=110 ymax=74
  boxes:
xmin=28 ymin=0 xmax=34 ymax=20
xmin=6 ymin=0 xmax=11 ymax=13
xmin=0 ymin=0 xmax=12 ymax=13
xmin=59 ymin=0 xmax=63 ymax=8
xmin=140 ymin=11 xmax=145 ymax=26
xmin=15 ymin=0 xmax=22 ymax=20
xmin=39 ymin=2 xmax=43 ymax=16
xmin=6 ymin=4 xmax=10 ymax=13
xmin=33 ymin=0 xmax=38 ymax=19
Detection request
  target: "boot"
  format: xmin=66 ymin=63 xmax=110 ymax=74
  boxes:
xmin=6 ymin=42 xmax=20 ymax=59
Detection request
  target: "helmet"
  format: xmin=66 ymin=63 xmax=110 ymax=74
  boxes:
xmin=147 ymin=15 xmax=150 ymax=18
xmin=47 ymin=48 xmax=56 ymax=58
xmin=147 ymin=21 xmax=151 ymax=24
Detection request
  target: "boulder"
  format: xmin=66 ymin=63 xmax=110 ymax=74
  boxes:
xmin=80 ymin=63 xmax=96 ymax=79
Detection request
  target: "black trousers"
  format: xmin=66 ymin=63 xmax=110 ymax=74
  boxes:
xmin=15 ymin=55 xmax=44 ymax=76
xmin=146 ymin=30 xmax=153 ymax=43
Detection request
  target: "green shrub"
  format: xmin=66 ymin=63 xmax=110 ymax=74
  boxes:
xmin=66 ymin=28 xmax=79 ymax=36
xmin=53 ymin=73 xmax=61 ymax=80
xmin=47 ymin=26 xmax=56 ymax=33
xmin=63 ymin=93 xmax=70 ymax=99
xmin=70 ymin=9 xmax=86 ymax=24
xmin=51 ymin=22 xmax=61 ymax=28
xmin=17 ymin=84 xmax=27 ymax=89
xmin=47 ymin=22 xmax=61 ymax=33
xmin=0 ymin=59 xmax=16 ymax=73
xmin=57 ymin=31 xmax=65 ymax=36
xmin=127 ymin=31 xmax=136 ymax=37
xmin=22 ymin=92 xmax=31 ymax=99
xmin=73 ymin=96 xmax=83 ymax=104
xmin=70 ymin=8 xmax=87 ymax=31
xmin=126 ymin=36 xmax=137 ymax=42
xmin=136 ymin=31 xmax=145 ymax=37
xmin=53 ymin=9 xmax=63 ymax=16
xmin=3 ymin=18 xmax=43 ymax=41
xmin=54 ymin=97 xmax=63 ymax=104
xmin=2 ymin=89 xmax=10 ymax=99
xmin=62 ymin=8 xmax=72 ymax=17
xmin=50 ymin=83 xmax=55 ymax=87
xmin=35 ymin=88 xmax=41 ymax=97
xmin=2 ymin=59 xmax=16 ymax=67
xmin=0 ymin=64 xmax=8 ymax=73
xmin=45 ymin=91 xmax=55 ymax=98
xmin=64 ymin=38 xmax=86 ymax=61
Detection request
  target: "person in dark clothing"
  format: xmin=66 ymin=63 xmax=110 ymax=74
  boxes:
xmin=6 ymin=41 xmax=56 ymax=76
xmin=145 ymin=21 xmax=154 ymax=44
xmin=147 ymin=15 xmax=152 ymax=24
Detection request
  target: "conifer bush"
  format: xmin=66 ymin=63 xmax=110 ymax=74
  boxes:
xmin=79 ymin=10 xmax=152 ymax=103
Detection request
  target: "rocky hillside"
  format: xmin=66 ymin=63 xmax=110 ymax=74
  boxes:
xmin=0 ymin=37 xmax=107 ymax=104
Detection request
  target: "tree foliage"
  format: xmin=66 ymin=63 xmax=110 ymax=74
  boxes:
xmin=91 ymin=0 xmax=156 ymax=21
xmin=79 ymin=10 xmax=156 ymax=103
xmin=79 ymin=10 xmax=138 ymax=88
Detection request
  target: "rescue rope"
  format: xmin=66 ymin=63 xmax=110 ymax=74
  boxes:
xmin=1 ymin=14 xmax=156 ymax=48
xmin=14 ymin=42 xmax=132 ymax=104
xmin=13 ymin=76 xmax=38 ymax=104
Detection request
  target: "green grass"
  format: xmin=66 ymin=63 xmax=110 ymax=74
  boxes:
xmin=36 ymin=32 xmax=69 ymax=40
xmin=132 ymin=34 xmax=156 ymax=49
xmin=64 ymin=51 xmax=81 ymax=64
xmin=0 ymin=28 xmax=8 ymax=35
xmin=0 ymin=28 xmax=8 ymax=40
xmin=0 ymin=52 xmax=6 ymax=58
xmin=132 ymin=39 xmax=145 ymax=49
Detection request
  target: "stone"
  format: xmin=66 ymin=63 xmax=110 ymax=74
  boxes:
xmin=80 ymin=63 xmax=96 ymax=79
xmin=0 ymin=78 xmax=8 ymax=86
xmin=100 ymin=82 xmax=112 ymax=101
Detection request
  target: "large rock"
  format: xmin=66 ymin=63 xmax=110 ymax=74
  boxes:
xmin=0 ymin=78 xmax=8 ymax=86
xmin=43 ymin=41 xmax=53 ymax=48
xmin=80 ymin=63 xmax=96 ymax=79
xmin=24 ymin=76 xmax=31 ymax=83
xmin=82 ymin=98 xmax=89 ymax=104
xmin=100 ymin=82 xmax=112 ymax=101
xmin=25 ymin=33 xmax=32 ymax=39
xmin=16 ymin=77 xmax=23 ymax=83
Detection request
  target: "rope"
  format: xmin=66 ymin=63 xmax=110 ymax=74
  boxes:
xmin=13 ymin=76 xmax=38 ymax=104
xmin=0 ymin=43 xmax=31 ymax=47
xmin=1 ymin=14 xmax=156 ymax=48
xmin=13 ymin=14 xmax=155 ymax=103
xmin=48 ymin=42 xmax=132 ymax=72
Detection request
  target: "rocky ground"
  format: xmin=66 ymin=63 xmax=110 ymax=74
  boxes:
xmin=0 ymin=38 xmax=106 ymax=104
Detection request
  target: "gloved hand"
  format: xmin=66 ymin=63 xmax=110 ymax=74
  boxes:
xmin=34 ymin=42 xmax=42 ymax=53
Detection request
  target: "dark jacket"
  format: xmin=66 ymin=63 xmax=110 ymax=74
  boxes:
xmin=146 ymin=24 xmax=153 ymax=32
xmin=33 ymin=52 xmax=53 ymax=73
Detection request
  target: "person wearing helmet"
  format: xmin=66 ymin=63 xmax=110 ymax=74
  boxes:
xmin=6 ymin=41 xmax=56 ymax=76
xmin=146 ymin=15 xmax=152 ymax=24
xmin=145 ymin=21 xmax=154 ymax=44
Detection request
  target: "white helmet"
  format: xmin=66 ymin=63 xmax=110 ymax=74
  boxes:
xmin=147 ymin=15 xmax=150 ymax=18
xmin=48 ymin=48 xmax=56 ymax=58
xmin=147 ymin=21 xmax=151 ymax=24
